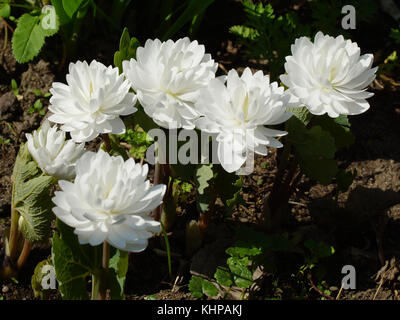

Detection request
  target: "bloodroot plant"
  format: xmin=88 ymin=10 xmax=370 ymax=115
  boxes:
xmin=0 ymin=29 xmax=376 ymax=300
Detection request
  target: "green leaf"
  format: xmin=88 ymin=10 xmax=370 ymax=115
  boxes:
xmin=12 ymin=11 xmax=59 ymax=63
xmin=333 ymin=114 xmax=351 ymax=127
xmin=52 ymin=219 xmax=102 ymax=300
xmin=31 ymin=258 xmax=53 ymax=299
xmin=304 ymin=240 xmax=335 ymax=262
xmin=336 ymin=168 xmax=357 ymax=193
xmin=161 ymin=0 xmax=215 ymax=40
xmin=189 ymin=276 xmax=218 ymax=298
xmin=226 ymin=246 xmax=262 ymax=258
xmin=288 ymin=106 xmax=313 ymax=126
xmin=114 ymin=28 xmax=140 ymax=73
xmin=227 ymin=256 xmax=253 ymax=289
xmin=62 ymin=0 xmax=87 ymax=18
xmin=189 ymin=276 xmax=204 ymax=298
xmin=12 ymin=144 xmax=55 ymax=243
xmin=195 ymin=163 xmax=214 ymax=212
xmin=299 ymin=158 xmax=338 ymax=186
xmin=12 ymin=13 xmax=44 ymax=63
xmin=214 ymin=267 xmax=233 ymax=287
xmin=312 ymin=115 xmax=355 ymax=150
xmin=40 ymin=7 xmax=60 ymax=37
xmin=0 ymin=3 xmax=10 ymax=18
xmin=288 ymin=117 xmax=339 ymax=185
xmin=215 ymin=169 xmax=243 ymax=212
xmin=108 ymin=249 xmax=129 ymax=300
xmin=51 ymin=0 xmax=71 ymax=26
xmin=229 ymin=25 xmax=259 ymax=41
xmin=202 ymin=279 xmax=218 ymax=297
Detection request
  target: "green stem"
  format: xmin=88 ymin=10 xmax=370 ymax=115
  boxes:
xmin=8 ymin=205 xmax=21 ymax=262
xmin=98 ymin=241 xmax=110 ymax=300
xmin=91 ymin=273 xmax=100 ymax=300
xmin=16 ymin=239 xmax=31 ymax=270
xmin=151 ymin=137 xmax=170 ymax=221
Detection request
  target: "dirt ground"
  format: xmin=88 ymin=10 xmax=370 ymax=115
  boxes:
xmin=1 ymin=1 xmax=400 ymax=300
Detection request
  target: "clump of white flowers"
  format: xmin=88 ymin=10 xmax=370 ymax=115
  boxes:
xmin=123 ymin=38 xmax=218 ymax=130
xmin=281 ymin=31 xmax=377 ymax=118
xmin=195 ymin=68 xmax=293 ymax=173
xmin=26 ymin=120 xmax=85 ymax=180
xmin=48 ymin=60 xmax=137 ymax=142
xmin=52 ymin=150 xmax=166 ymax=252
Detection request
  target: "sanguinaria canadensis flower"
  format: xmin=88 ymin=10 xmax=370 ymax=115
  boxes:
xmin=122 ymin=38 xmax=218 ymax=129
xmin=48 ymin=60 xmax=137 ymax=142
xmin=280 ymin=31 xmax=377 ymax=118
xmin=195 ymin=68 xmax=293 ymax=173
xmin=26 ymin=120 xmax=85 ymax=180
xmin=52 ymin=150 xmax=166 ymax=252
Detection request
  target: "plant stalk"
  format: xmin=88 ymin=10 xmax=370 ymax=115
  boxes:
xmin=98 ymin=241 xmax=110 ymax=300
xmin=151 ymin=136 xmax=170 ymax=221
xmin=16 ymin=239 xmax=31 ymax=270
xmin=102 ymin=134 xmax=112 ymax=153
xmin=8 ymin=205 xmax=21 ymax=262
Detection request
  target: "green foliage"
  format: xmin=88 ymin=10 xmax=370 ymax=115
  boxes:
xmin=52 ymin=219 xmax=129 ymax=300
xmin=12 ymin=10 xmax=59 ymax=63
xmin=0 ymin=1 xmax=11 ymax=18
xmin=230 ymin=1 xmax=310 ymax=78
xmin=189 ymin=228 xmax=294 ymax=299
xmin=118 ymin=126 xmax=153 ymax=160
xmin=11 ymin=79 xmax=19 ymax=96
xmin=62 ymin=0 xmax=88 ymax=19
xmin=304 ymin=240 xmax=335 ymax=267
xmin=294 ymin=239 xmax=335 ymax=295
xmin=32 ymin=89 xmax=51 ymax=98
xmin=336 ymin=168 xmax=357 ymax=194
xmin=380 ymin=51 xmax=400 ymax=76
xmin=172 ymin=179 xmax=193 ymax=205
xmin=114 ymin=27 xmax=140 ymax=73
xmin=231 ymin=0 xmax=377 ymax=77
xmin=28 ymin=99 xmax=45 ymax=116
xmin=52 ymin=219 xmax=98 ymax=300
xmin=0 ymin=136 xmax=10 ymax=145
xmin=195 ymin=163 xmax=214 ymax=213
xmin=193 ymin=163 xmax=243 ymax=215
xmin=216 ymin=169 xmax=243 ymax=211
xmin=288 ymin=118 xmax=337 ymax=185
xmin=160 ymin=0 xmax=215 ymax=41
xmin=189 ymin=276 xmax=218 ymax=299
xmin=226 ymin=255 xmax=253 ymax=289
xmin=287 ymin=113 xmax=355 ymax=186
xmin=108 ymin=249 xmax=129 ymax=299
xmin=391 ymin=27 xmax=400 ymax=45
xmin=31 ymin=258 xmax=54 ymax=299
xmin=12 ymin=143 xmax=55 ymax=243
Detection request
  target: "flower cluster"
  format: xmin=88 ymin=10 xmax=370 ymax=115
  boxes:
xmin=23 ymin=32 xmax=376 ymax=253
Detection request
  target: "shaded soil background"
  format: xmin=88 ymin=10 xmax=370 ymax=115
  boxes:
xmin=1 ymin=0 xmax=400 ymax=300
